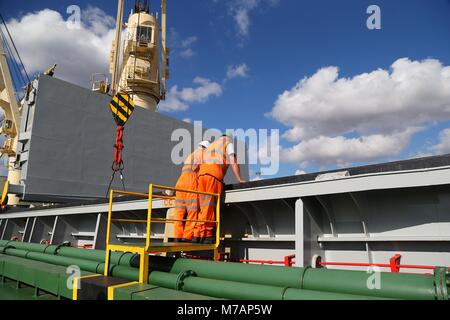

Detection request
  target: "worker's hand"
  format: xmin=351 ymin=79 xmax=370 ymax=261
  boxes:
xmin=238 ymin=179 xmax=247 ymax=184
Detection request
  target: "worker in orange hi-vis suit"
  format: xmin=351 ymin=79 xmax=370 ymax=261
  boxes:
xmin=173 ymin=141 xmax=210 ymax=243
xmin=193 ymin=133 xmax=246 ymax=244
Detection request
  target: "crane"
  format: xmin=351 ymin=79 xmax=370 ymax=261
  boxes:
xmin=0 ymin=1 xmax=171 ymax=207
xmin=106 ymin=0 xmax=170 ymax=194
xmin=109 ymin=0 xmax=169 ymax=111
xmin=0 ymin=22 xmax=24 ymax=205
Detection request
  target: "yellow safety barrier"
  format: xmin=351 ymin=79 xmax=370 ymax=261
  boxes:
xmin=72 ymin=274 xmax=103 ymax=300
xmin=104 ymin=184 xmax=221 ymax=284
xmin=107 ymin=281 xmax=139 ymax=300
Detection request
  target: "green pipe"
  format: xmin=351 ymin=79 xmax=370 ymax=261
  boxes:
xmin=1 ymin=248 xmax=28 ymax=259
xmin=1 ymin=241 xmax=175 ymax=269
xmin=170 ymin=258 xmax=303 ymax=287
xmin=47 ymin=246 xmax=138 ymax=267
xmin=1 ymin=243 xmax=447 ymax=300
xmin=0 ymin=246 xmax=143 ymax=283
xmin=168 ymin=258 xmax=443 ymax=300
xmin=148 ymin=271 xmax=180 ymax=289
xmin=4 ymin=242 xmax=137 ymax=267
xmin=148 ymin=271 xmax=383 ymax=300
xmin=302 ymin=268 xmax=437 ymax=300
xmin=0 ymin=240 xmax=11 ymax=247
xmin=282 ymin=288 xmax=381 ymax=300
xmin=175 ymin=274 xmax=284 ymax=300
xmin=1 ymin=246 xmax=384 ymax=300
xmin=0 ymin=241 xmax=49 ymax=253
xmin=2 ymin=247 xmax=102 ymax=274
xmin=1 ymin=246 xmax=148 ymax=285
xmin=0 ymin=243 xmax=174 ymax=274
xmin=45 ymin=246 xmax=174 ymax=272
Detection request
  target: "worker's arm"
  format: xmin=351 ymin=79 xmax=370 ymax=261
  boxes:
xmin=229 ymin=154 xmax=246 ymax=183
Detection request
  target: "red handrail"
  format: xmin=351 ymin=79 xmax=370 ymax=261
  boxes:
xmin=241 ymin=259 xmax=285 ymax=265
xmin=318 ymin=254 xmax=450 ymax=273
xmin=239 ymin=253 xmax=449 ymax=273
xmin=241 ymin=255 xmax=296 ymax=267
xmin=319 ymin=262 xmax=438 ymax=270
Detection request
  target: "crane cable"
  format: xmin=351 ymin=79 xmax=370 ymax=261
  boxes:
xmin=0 ymin=14 xmax=31 ymax=84
xmin=0 ymin=27 xmax=26 ymax=91
xmin=105 ymin=10 xmax=143 ymax=197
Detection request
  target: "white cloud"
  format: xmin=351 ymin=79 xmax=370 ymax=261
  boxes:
xmin=169 ymin=30 xmax=198 ymax=59
xmin=235 ymin=8 xmax=251 ymax=36
xmin=179 ymin=36 xmax=198 ymax=58
xmin=7 ymin=7 xmax=115 ymax=88
xmin=428 ymin=129 xmax=450 ymax=155
xmin=159 ymin=77 xmax=223 ymax=112
xmin=181 ymin=36 xmax=198 ymax=48
xmin=81 ymin=6 xmax=115 ymax=36
xmin=281 ymin=129 xmax=420 ymax=168
xmin=221 ymin=0 xmax=279 ymax=38
xmin=180 ymin=48 xmax=196 ymax=59
xmin=269 ymin=58 xmax=450 ymax=168
xmin=159 ymin=61 xmax=249 ymax=113
xmin=227 ymin=63 xmax=249 ymax=79
xmin=271 ymin=58 xmax=450 ymax=141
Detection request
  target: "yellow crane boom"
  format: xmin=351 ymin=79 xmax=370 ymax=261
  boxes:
xmin=111 ymin=0 xmax=125 ymax=96
xmin=161 ymin=0 xmax=167 ymax=100
xmin=0 ymin=31 xmax=22 ymax=205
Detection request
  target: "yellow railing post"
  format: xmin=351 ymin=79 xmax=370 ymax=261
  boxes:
xmin=139 ymin=248 xmax=149 ymax=284
xmin=146 ymin=184 xmax=153 ymax=251
xmin=104 ymin=189 xmax=115 ymax=276
xmin=138 ymin=184 xmax=153 ymax=284
xmin=103 ymin=184 xmax=222 ymax=280
xmin=214 ymin=192 xmax=221 ymax=261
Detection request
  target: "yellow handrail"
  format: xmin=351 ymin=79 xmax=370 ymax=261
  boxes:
xmin=110 ymin=190 xmax=149 ymax=198
xmin=103 ymin=184 xmax=221 ymax=283
xmin=152 ymin=184 xmax=219 ymax=197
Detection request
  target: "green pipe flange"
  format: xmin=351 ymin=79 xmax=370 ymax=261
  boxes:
xmin=434 ymin=267 xmax=449 ymax=300
xmin=280 ymin=286 xmax=292 ymax=300
xmin=53 ymin=242 xmax=71 ymax=255
xmin=116 ymin=252 xmax=127 ymax=265
xmin=175 ymin=270 xmax=197 ymax=291
xmin=1 ymin=245 xmax=15 ymax=254
xmin=117 ymin=252 xmax=137 ymax=266
xmin=298 ymin=266 xmax=311 ymax=289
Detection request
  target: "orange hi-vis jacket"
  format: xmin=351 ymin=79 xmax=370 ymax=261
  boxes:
xmin=198 ymin=138 xmax=231 ymax=181
xmin=173 ymin=148 xmax=203 ymax=240
xmin=175 ymin=149 xmax=202 ymax=189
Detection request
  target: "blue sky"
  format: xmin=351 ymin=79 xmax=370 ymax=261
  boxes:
xmin=1 ymin=0 xmax=450 ymax=179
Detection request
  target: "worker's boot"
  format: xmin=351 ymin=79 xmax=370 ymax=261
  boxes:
xmin=202 ymin=237 xmax=215 ymax=244
xmin=191 ymin=237 xmax=201 ymax=244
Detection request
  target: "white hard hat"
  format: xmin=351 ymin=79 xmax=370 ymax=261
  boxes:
xmin=198 ymin=141 xmax=211 ymax=149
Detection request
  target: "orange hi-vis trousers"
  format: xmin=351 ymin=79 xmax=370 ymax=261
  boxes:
xmin=173 ymin=171 xmax=199 ymax=241
xmin=194 ymin=174 xmax=223 ymax=239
